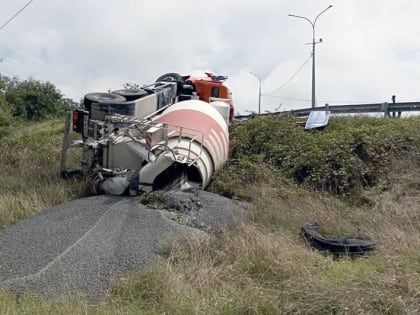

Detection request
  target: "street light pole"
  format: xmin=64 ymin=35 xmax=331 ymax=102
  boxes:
xmin=250 ymin=72 xmax=261 ymax=115
xmin=289 ymin=5 xmax=332 ymax=109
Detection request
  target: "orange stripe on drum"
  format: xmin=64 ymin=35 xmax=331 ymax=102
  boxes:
xmin=157 ymin=109 xmax=229 ymax=151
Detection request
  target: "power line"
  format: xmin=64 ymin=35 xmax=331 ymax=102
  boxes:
xmin=0 ymin=0 xmax=35 ymax=32
xmin=4 ymin=56 xmax=71 ymax=83
xmin=0 ymin=46 xmax=76 ymax=83
xmin=265 ymin=55 xmax=312 ymax=95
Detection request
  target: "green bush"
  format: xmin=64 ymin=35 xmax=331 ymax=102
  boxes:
xmin=218 ymin=115 xmax=420 ymax=195
xmin=0 ymin=74 xmax=76 ymax=122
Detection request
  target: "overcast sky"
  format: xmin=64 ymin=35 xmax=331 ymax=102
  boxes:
xmin=1 ymin=0 xmax=420 ymax=114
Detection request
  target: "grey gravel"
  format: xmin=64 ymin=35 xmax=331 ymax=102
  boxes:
xmin=0 ymin=191 xmax=246 ymax=299
xmin=155 ymin=191 xmax=246 ymax=230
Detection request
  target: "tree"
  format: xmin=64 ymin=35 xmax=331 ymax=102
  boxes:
xmin=0 ymin=75 xmax=17 ymax=115
xmin=63 ymin=97 xmax=79 ymax=110
xmin=0 ymin=74 xmax=77 ymax=121
xmin=0 ymin=75 xmax=74 ymax=121
xmin=7 ymin=79 xmax=60 ymax=120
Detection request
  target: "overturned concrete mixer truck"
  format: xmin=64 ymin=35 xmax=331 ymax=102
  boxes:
xmin=60 ymin=72 xmax=234 ymax=195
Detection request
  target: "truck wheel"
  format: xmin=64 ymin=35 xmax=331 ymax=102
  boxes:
xmin=112 ymin=88 xmax=149 ymax=101
xmin=156 ymin=73 xmax=182 ymax=83
xmin=84 ymin=93 xmax=127 ymax=112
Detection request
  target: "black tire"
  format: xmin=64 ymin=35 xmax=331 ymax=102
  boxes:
xmin=84 ymin=92 xmax=127 ymax=112
xmin=112 ymin=88 xmax=149 ymax=101
xmin=155 ymin=72 xmax=183 ymax=83
xmin=156 ymin=73 xmax=184 ymax=95
xmin=301 ymin=222 xmax=375 ymax=258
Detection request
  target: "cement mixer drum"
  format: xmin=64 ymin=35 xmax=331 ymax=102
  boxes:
xmin=154 ymin=100 xmax=229 ymax=188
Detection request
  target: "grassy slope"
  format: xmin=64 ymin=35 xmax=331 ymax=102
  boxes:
xmin=0 ymin=120 xmax=86 ymax=228
xmin=0 ymin=116 xmax=419 ymax=314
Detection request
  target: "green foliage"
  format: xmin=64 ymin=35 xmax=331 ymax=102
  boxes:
xmin=7 ymin=79 xmax=68 ymax=120
xmin=0 ymin=73 xmax=76 ymax=122
xmin=217 ymin=114 xmax=420 ymax=196
xmin=0 ymin=111 xmax=11 ymax=138
xmin=210 ymin=156 xmax=287 ymax=200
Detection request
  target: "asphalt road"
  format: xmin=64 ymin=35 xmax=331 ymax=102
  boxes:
xmin=0 ymin=191 xmax=245 ymax=299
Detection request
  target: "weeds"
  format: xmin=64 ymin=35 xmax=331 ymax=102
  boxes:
xmin=0 ymin=116 xmax=419 ymax=314
xmin=0 ymin=120 xmax=86 ymax=228
xmin=217 ymin=115 xmax=420 ymax=196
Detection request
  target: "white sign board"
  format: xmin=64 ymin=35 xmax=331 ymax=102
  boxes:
xmin=305 ymin=110 xmax=331 ymax=130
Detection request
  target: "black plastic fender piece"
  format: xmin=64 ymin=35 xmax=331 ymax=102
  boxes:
xmin=301 ymin=222 xmax=375 ymax=258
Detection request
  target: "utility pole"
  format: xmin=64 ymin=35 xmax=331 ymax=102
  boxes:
xmin=289 ymin=5 xmax=332 ymax=108
xmin=250 ymin=72 xmax=262 ymax=114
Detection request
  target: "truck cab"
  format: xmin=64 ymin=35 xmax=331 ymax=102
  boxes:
xmin=156 ymin=72 xmax=234 ymax=124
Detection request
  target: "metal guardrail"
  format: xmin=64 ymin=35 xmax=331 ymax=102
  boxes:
xmin=289 ymin=101 xmax=420 ymax=117
xmin=234 ymin=101 xmax=420 ymax=121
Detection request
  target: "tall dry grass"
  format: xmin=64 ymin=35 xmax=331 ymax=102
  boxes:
xmin=0 ymin=118 xmax=419 ymax=314
xmin=110 ymin=174 xmax=419 ymax=314
xmin=0 ymin=120 xmax=86 ymax=228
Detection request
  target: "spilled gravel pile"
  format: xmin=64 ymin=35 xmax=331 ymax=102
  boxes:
xmin=0 ymin=191 xmax=246 ymax=299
